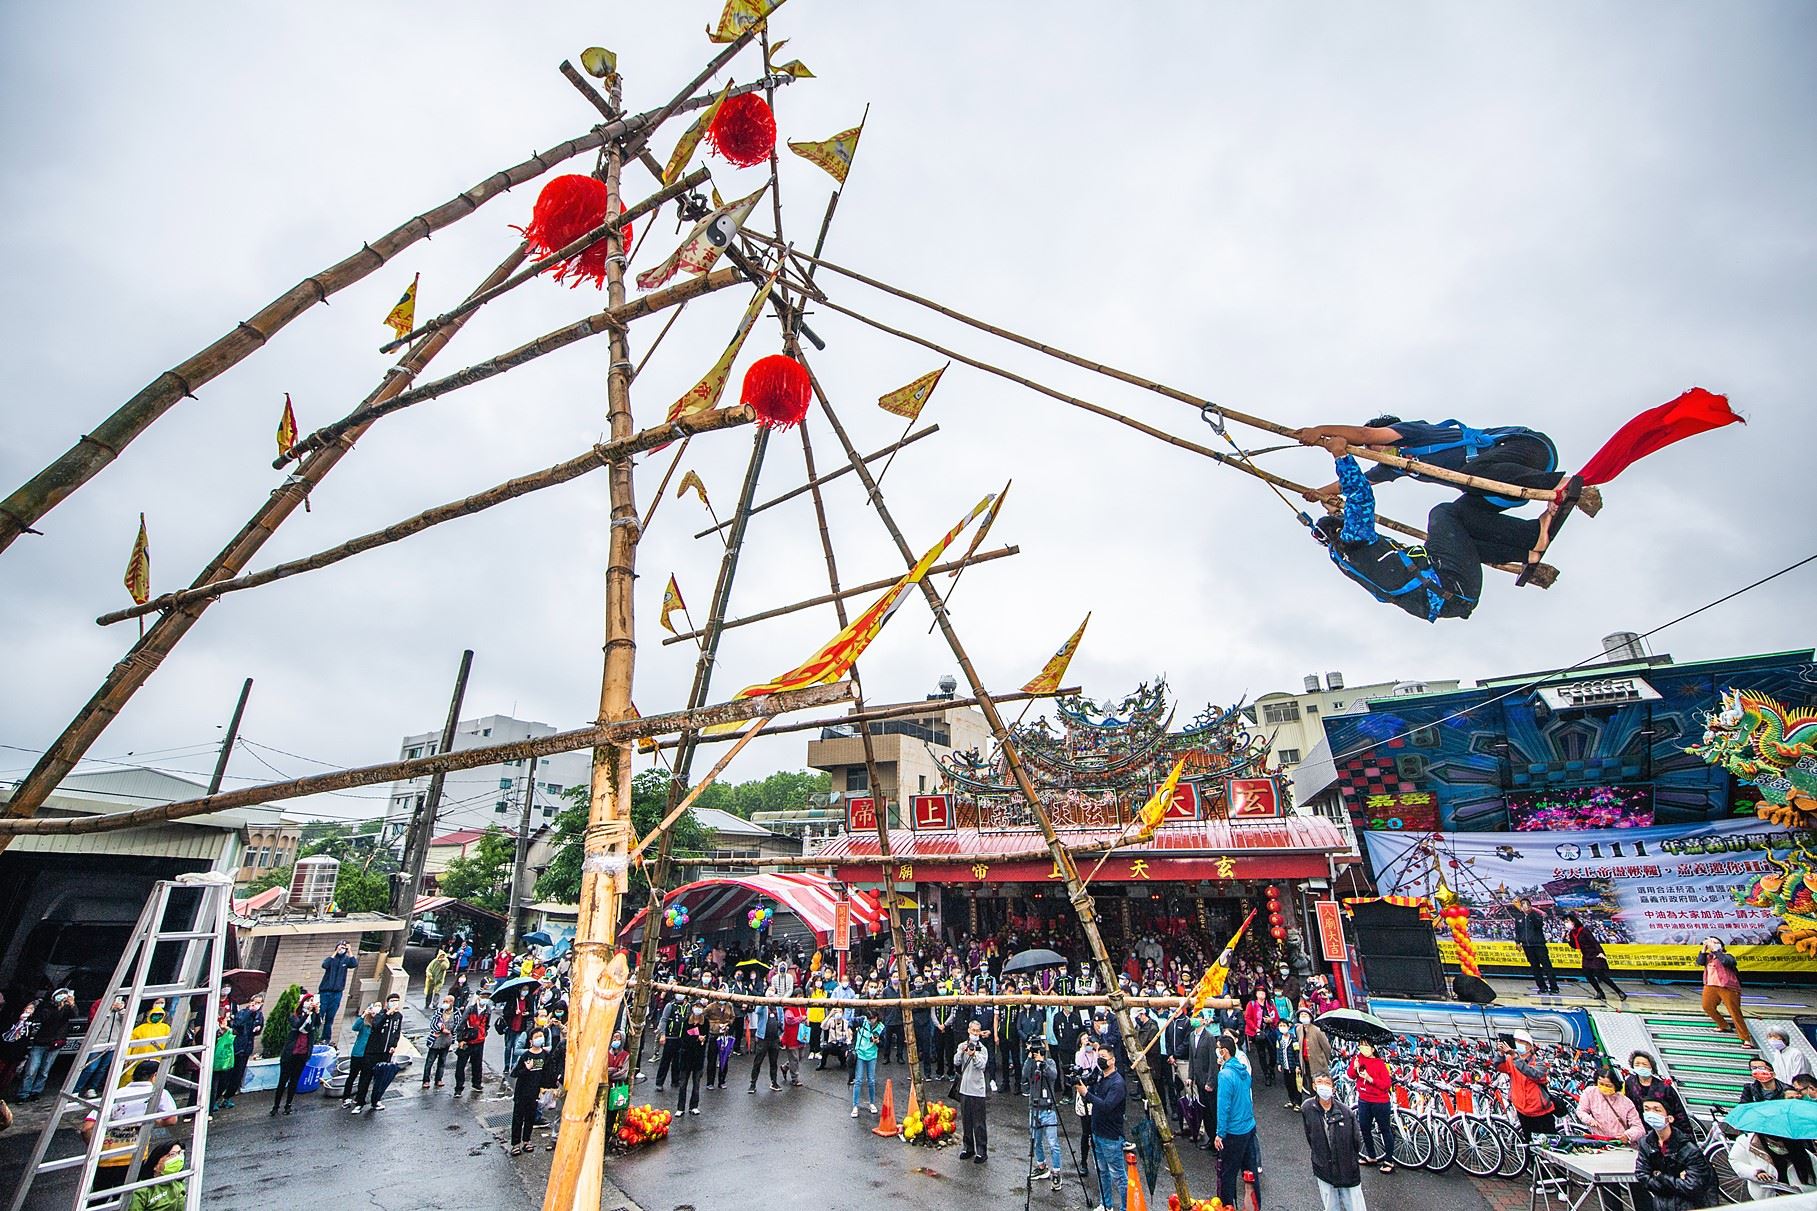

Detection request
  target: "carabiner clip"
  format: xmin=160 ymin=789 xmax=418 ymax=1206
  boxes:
xmin=1199 ymin=402 xmax=1227 ymax=437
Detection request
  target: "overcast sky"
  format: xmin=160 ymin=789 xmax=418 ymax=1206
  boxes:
xmin=2 ymin=3 xmax=1812 ymax=824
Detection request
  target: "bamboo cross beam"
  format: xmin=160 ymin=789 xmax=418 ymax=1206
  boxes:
xmin=648 ymin=685 xmax=1071 ymax=752
xmin=0 ymin=73 xmax=764 ymax=555
xmin=277 ymin=267 xmax=741 ymax=468
xmin=374 ymin=166 xmax=712 ymax=356
xmin=0 ymin=243 xmax=531 ymax=850
xmin=659 ymin=544 xmax=1019 ymax=646
xmin=101 ymin=406 xmax=759 ymax=626
xmin=791 ymin=250 xmax=1559 ymax=505
xmin=817 ymin=297 xmax=1532 ymax=576
xmin=629 ymin=717 xmax=771 ymax=863
xmin=649 ymin=983 xmax=1193 ymax=1011
xmin=692 ymin=424 xmax=941 ymax=539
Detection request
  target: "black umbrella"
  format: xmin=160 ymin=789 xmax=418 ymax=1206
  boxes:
xmin=520 ymin=931 xmax=554 ymax=947
xmin=1314 ymin=1008 xmax=1394 ymax=1044
xmin=487 ymin=976 xmax=539 ymax=1004
xmin=1001 ymin=948 xmax=1067 ymax=976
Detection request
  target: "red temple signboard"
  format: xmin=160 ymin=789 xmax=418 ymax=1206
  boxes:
xmin=911 ymin=794 xmax=952 ymax=831
xmin=847 ymin=796 xmax=877 ymax=832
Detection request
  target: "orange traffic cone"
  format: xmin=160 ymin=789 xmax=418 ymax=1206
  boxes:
xmin=1124 ymin=1147 xmax=1148 ymax=1211
xmin=872 ymin=1078 xmax=899 ymax=1136
xmin=904 ymin=1082 xmax=922 ymax=1124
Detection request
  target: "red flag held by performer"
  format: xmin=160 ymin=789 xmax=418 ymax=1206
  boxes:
xmin=1575 ymin=387 xmax=1742 ymax=485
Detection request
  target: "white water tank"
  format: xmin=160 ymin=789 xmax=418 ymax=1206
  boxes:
xmin=289 ymin=855 xmax=339 ymax=910
xmin=1302 ymin=674 xmax=1320 ymax=693
xmin=1602 ymin=632 xmax=1647 ymax=662
xmin=1326 ymin=671 xmax=1345 ymax=691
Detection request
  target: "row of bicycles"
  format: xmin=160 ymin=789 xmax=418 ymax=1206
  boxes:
xmin=1324 ymin=1035 xmax=1764 ymax=1202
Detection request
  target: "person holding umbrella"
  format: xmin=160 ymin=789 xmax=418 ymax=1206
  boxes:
xmin=1725 ymin=1097 xmax=1817 ymax=1198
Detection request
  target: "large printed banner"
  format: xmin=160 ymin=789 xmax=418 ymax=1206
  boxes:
xmin=1363 ymin=817 xmax=1816 ymax=974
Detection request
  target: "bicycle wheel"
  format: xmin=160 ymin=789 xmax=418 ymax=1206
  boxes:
xmin=1492 ymin=1118 xmax=1527 ymax=1178
xmin=1392 ymin=1113 xmax=1431 ymax=1169
xmin=1423 ymin=1112 xmax=1456 ymax=1172
xmin=1448 ymin=1115 xmax=1502 ymax=1177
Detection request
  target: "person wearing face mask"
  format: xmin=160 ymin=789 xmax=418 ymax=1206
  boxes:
xmin=1621 ymin=1051 xmax=1690 ymax=1137
xmin=1214 ymin=1033 xmax=1259 ymax=1206
xmin=1728 ymin=1127 xmax=1811 ymax=1201
xmin=352 ymin=993 xmax=404 ymax=1112
xmin=955 ymin=1019 xmax=991 ymax=1163
xmin=421 ymin=994 xmax=458 ymax=1090
xmin=317 ymin=941 xmax=359 ymax=1043
xmin=1079 ymin=1045 xmax=1128 ymax=1211
xmin=1765 ymin=1024 xmax=1812 ymax=1084
xmin=270 ymin=992 xmax=321 ymax=1116
xmin=1296 ymin=1010 xmax=1332 ymax=1108
xmin=1740 ymin=1054 xmax=1816 ymax=1185
xmin=1301 ymin=1070 xmax=1367 ymax=1210
xmin=1698 ymin=936 xmax=1753 ymax=1047
xmin=1347 ymin=1037 xmax=1396 ymax=1172
xmin=1187 ymin=1011 xmax=1220 ymax=1148
xmin=508 ymin=1030 xmax=549 ymax=1155
xmin=1496 ymin=1030 xmax=1557 ymax=1143
xmin=1574 ymin=1065 xmax=1643 ymax=1143
xmin=123 ymin=999 xmax=173 ymax=1083
xmin=127 ymin=1141 xmax=188 ymax=1211
xmin=1634 ymin=1096 xmax=1714 ymax=1211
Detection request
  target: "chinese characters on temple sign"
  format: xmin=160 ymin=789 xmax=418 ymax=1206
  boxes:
xmin=1215 ymin=855 xmax=1236 ymax=879
xmin=912 ymin=794 xmax=952 ymax=830
xmin=971 ymin=862 xmax=990 ymax=880
xmin=896 ymin=863 xmax=913 ymax=883
xmin=847 ymin=796 xmax=877 ymax=831
xmin=1129 ymin=858 xmax=1151 ymax=880
xmin=1047 ymin=860 xmax=1063 ymax=880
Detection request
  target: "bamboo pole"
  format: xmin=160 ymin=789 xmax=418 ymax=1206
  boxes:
xmin=628 ymin=717 xmax=770 ymax=863
xmin=789 ymin=248 xmax=1559 ymax=504
xmin=815 ymin=296 xmax=1534 ymax=566
xmin=650 ymin=983 xmax=1196 ymax=1011
xmin=0 ymin=70 xmax=765 ymax=554
xmin=0 ymin=681 xmax=854 ymax=837
xmin=692 ymin=423 xmax=940 ymax=539
xmin=658 ymin=544 xmax=1018 ymax=645
xmin=277 ymin=267 xmax=742 ymax=468
xmin=797 ymin=351 xmax=1199 ymax=1207
xmin=102 ymin=405 xmax=758 ymax=625
xmin=548 ymin=98 xmax=635 ymax=1211
xmin=0 ymin=243 xmax=531 ymax=849
xmin=647 ymin=684 xmax=1067 ymax=751
xmin=373 ymin=166 xmax=712 ymax=356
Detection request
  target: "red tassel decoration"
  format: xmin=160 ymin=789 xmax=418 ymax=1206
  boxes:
xmin=740 ymin=354 xmax=812 ymax=429
xmin=706 ymin=93 xmax=778 ymax=168
xmin=515 ymin=174 xmax=634 ymax=289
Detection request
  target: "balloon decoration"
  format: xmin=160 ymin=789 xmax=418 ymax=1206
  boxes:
xmin=747 ymin=904 xmax=773 ymax=931
xmin=1433 ymin=874 xmax=1482 ymax=978
xmin=664 ymin=904 xmax=690 ymax=929
xmin=1265 ymin=884 xmax=1286 ymax=942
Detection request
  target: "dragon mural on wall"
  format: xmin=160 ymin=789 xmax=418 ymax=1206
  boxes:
xmin=1687 ymin=688 xmax=1817 ymax=828
xmin=1733 ymin=845 xmax=1817 ymax=958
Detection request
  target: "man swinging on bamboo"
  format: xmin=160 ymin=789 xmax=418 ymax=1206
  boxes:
xmin=1287 ymin=391 xmax=1745 ymax=619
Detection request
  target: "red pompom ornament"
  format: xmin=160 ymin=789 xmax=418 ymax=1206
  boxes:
xmin=706 ymin=92 xmax=777 ymax=168
xmin=515 ymin=174 xmax=634 ymax=289
xmin=740 ymin=354 xmax=812 ymax=429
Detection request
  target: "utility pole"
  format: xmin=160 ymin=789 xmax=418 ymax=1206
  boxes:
xmin=206 ymin=678 xmax=253 ymax=796
xmin=379 ymin=648 xmax=473 ymax=999
xmin=507 ymin=753 xmax=538 ymax=952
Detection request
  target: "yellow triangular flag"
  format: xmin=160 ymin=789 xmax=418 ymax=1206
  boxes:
xmin=659 ymin=575 xmax=687 ymax=636
xmin=1132 ymin=757 xmax=1187 ymax=842
xmin=276 ymin=393 xmax=298 ymax=459
xmin=946 ymin=479 xmax=1009 ymax=579
xmin=1021 ymin=613 xmax=1089 ymax=695
xmin=707 ymin=0 xmax=778 ymax=42
xmin=124 ymin=513 xmax=151 ymax=605
xmin=772 ymin=59 xmax=814 ymax=79
xmin=664 ymin=82 xmax=733 ymax=186
xmin=878 ymin=364 xmax=946 ymax=421
xmin=662 ymin=269 xmax=779 ymax=425
xmin=384 ymin=274 xmax=418 ymax=341
xmin=677 ymin=470 xmax=712 ymax=510
xmin=788 ymin=122 xmax=864 ymax=185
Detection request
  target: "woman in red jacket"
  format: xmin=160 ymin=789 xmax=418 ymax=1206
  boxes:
xmin=1346 ymin=1038 xmax=1397 ymax=1173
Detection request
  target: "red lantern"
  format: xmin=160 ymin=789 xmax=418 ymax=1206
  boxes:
xmin=1267 ymin=911 xmax=1283 ymax=928
xmin=1270 ymin=925 xmax=1287 ymax=941
xmin=706 ymin=92 xmax=777 ymax=168
xmin=740 ymin=354 xmax=812 ymax=429
xmin=1265 ymin=885 xmax=1279 ymax=898
xmin=515 ymin=174 xmax=633 ymax=289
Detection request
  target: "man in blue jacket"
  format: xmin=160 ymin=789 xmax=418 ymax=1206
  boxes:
xmin=317 ymin=941 xmax=360 ymax=1043
xmin=1078 ymin=1048 xmax=1128 ymax=1211
xmin=1214 ymin=1033 xmax=1259 ymax=1208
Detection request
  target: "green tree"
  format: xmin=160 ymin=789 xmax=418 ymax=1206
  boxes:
xmin=259 ymin=983 xmax=304 ymax=1059
xmin=437 ymin=827 xmax=517 ymax=914
xmin=726 ymin=769 xmax=830 ymax=818
xmin=534 ymin=769 xmax=710 ymax=905
xmin=243 ymin=825 xmax=398 ymax=913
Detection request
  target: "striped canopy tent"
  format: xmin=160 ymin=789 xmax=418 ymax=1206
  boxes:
xmin=622 ymin=872 xmax=882 ymax=946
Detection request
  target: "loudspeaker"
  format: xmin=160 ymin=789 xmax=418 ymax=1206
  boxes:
xmin=1452 ymin=974 xmax=1497 ymax=1004
xmin=1350 ymin=901 xmax=1447 ymax=999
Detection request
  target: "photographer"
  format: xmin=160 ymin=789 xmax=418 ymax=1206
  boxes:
xmin=1077 ymin=1046 xmax=1128 ymax=1211
xmin=956 ymin=1020 xmax=991 ymax=1163
xmin=1024 ymin=1038 xmax=1063 ymax=1190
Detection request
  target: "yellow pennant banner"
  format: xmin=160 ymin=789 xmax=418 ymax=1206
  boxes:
xmin=276 ymin=393 xmax=299 ymax=460
xmin=1021 ymin=612 xmax=1090 ymax=695
xmin=383 ymin=273 xmax=418 ymax=341
xmin=677 ymin=470 xmax=712 ymax=510
xmin=1132 ymin=758 xmax=1187 ymax=842
xmin=788 ymin=121 xmax=865 ymax=185
xmin=662 ymin=269 xmax=779 ymax=427
xmin=878 ymin=364 xmax=946 ymax=421
xmin=636 ymin=186 xmax=766 ymax=292
xmin=124 ymin=513 xmax=150 ymax=605
xmin=663 ymin=82 xmax=732 ymax=186
xmin=707 ymin=0 xmax=778 ymax=43
xmin=659 ymin=575 xmax=687 ymax=636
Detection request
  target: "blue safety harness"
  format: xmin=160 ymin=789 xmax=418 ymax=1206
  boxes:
xmin=1315 ymin=456 xmax=1477 ymax=623
xmin=1388 ymin=420 xmax=1556 ymax=509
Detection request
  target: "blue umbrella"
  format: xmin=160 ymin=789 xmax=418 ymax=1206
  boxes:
xmin=1726 ymin=1099 xmax=1817 ymax=1141
xmin=520 ymin=930 xmax=554 ymax=947
xmin=545 ymin=937 xmax=572 ymax=959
